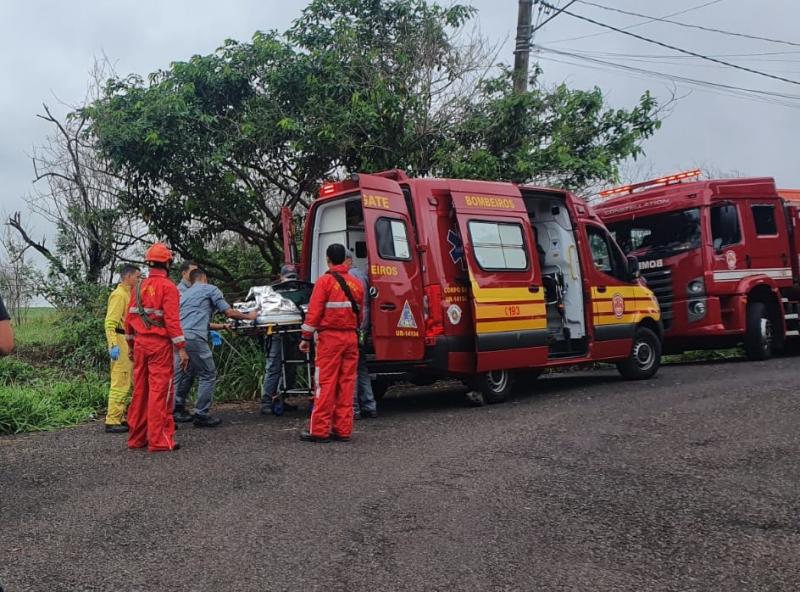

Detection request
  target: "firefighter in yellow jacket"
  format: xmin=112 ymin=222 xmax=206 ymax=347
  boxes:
xmin=103 ymin=264 xmax=141 ymax=433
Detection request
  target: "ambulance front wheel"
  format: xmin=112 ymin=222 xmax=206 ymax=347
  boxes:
xmin=616 ymin=326 xmax=661 ymax=380
xmin=468 ymin=369 xmax=514 ymax=405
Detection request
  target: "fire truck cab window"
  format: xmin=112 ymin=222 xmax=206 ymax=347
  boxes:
xmin=468 ymin=221 xmax=528 ymax=271
xmin=710 ymin=203 xmax=741 ymax=250
xmin=375 ymin=217 xmax=411 ymax=260
xmin=587 ymin=225 xmax=626 ymax=280
xmin=607 ymin=208 xmax=701 ymax=259
xmin=751 ymin=204 xmax=777 ymax=236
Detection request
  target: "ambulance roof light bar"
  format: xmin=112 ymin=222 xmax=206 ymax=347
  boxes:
xmin=599 ymin=169 xmax=702 ymax=199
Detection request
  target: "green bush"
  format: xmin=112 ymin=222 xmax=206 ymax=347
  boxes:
xmin=0 ymin=358 xmax=106 ymax=435
xmin=0 ymin=357 xmax=40 ymax=386
xmin=213 ymin=333 xmax=267 ymax=402
xmin=212 ymin=332 xmax=311 ymax=402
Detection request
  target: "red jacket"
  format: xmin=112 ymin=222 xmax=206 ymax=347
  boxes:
xmin=125 ymin=268 xmax=186 ymax=348
xmin=301 ymin=264 xmax=364 ymax=339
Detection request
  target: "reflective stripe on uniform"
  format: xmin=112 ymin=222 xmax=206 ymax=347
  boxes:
xmin=125 ymin=334 xmax=135 ymax=341
xmin=301 ymin=323 xmax=316 ymax=333
xmin=172 ymin=336 xmax=186 ymax=345
xmin=129 ymin=307 xmax=165 ymax=316
xmin=325 ymin=301 xmax=352 ymax=309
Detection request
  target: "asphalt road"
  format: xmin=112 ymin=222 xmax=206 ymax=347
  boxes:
xmin=1 ymin=358 xmax=798 ymax=592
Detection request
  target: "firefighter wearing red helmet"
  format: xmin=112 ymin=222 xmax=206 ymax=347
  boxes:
xmin=124 ymin=242 xmax=188 ymax=452
xmin=299 ymin=243 xmax=363 ymax=442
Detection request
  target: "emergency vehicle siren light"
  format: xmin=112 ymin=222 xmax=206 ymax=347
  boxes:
xmin=320 ymin=183 xmax=336 ymax=196
xmin=599 ymin=169 xmax=702 ymax=199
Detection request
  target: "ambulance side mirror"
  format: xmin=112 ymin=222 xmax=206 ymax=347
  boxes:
xmin=627 ymin=255 xmax=640 ymax=279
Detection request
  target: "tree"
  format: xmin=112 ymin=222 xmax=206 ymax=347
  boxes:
xmin=433 ymin=67 xmax=661 ymax=188
xmin=7 ymin=61 xmax=147 ymax=306
xmin=0 ymin=226 xmax=38 ymax=325
xmin=87 ymin=0 xmax=488 ymax=279
xmin=87 ymin=0 xmax=663 ymax=283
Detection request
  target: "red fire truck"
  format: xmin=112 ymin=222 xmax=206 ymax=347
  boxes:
xmin=286 ymin=170 xmax=662 ymax=403
xmin=595 ymin=170 xmax=800 ymax=360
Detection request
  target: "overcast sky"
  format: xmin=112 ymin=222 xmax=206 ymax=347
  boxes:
xmin=1 ymin=0 xmax=798 ymax=246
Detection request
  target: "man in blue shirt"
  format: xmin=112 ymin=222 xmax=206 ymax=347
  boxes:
xmin=345 ymin=249 xmax=377 ymax=419
xmin=173 ymin=268 xmax=257 ymax=427
xmin=177 ymin=260 xmax=197 ymax=294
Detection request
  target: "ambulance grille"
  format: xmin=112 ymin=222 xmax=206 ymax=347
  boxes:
xmin=641 ymin=268 xmax=673 ymax=331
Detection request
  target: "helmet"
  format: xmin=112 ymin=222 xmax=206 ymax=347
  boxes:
xmin=145 ymin=242 xmax=174 ymax=264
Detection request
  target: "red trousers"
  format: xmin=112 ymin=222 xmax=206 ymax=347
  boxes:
xmin=128 ymin=334 xmax=177 ymax=452
xmin=309 ymin=331 xmax=358 ymax=438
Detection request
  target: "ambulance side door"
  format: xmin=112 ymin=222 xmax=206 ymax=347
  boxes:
xmin=450 ymin=190 xmax=548 ymax=372
xmin=583 ymin=223 xmax=640 ymax=357
xmin=359 ymin=174 xmax=426 ymax=361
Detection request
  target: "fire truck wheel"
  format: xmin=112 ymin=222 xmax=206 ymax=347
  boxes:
xmin=616 ymin=326 xmax=661 ymax=380
xmin=744 ymin=301 xmax=774 ymax=361
xmin=469 ymin=370 xmax=513 ymax=404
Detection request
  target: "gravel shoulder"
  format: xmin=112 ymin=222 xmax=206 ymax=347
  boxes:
xmin=1 ymin=358 xmax=798 ymax=592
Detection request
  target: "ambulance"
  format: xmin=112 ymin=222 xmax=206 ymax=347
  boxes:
xmin=286 ymin=170 xmax=662 ymax=403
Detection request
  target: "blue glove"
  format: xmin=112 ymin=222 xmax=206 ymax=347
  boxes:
xmin=209 ymin=331 xmax=223 ymax=347
xmin=109 ymin=346 xmax=120 ymax=361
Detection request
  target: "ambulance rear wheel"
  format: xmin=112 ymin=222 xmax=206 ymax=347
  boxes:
xmin=616 ymin=327 xmax=661 ymax=380
xmin=468 ymin=370 xmax=513 ymax=404
xmin=744 ymin=302 xmax=774 ymax=361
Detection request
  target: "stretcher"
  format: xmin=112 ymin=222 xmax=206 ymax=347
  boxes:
xmin=231 ymin=284 xmax=315 ymax=414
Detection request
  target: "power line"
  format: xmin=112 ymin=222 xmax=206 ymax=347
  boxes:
xmin=537 ymin=1 xmax=800 ymax=86
xmin=532 ymin=0 xmax=578 ymax=34
xmin=548 ymin=0 xmax=724 ymax=44
xmin=576 ymin=0 xmax=800 ymax=49
xmin=535 ymin=46 xmax=800 ymax=109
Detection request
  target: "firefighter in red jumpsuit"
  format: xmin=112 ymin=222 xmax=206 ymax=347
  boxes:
xmin=299 ymin=243 xmax=363 ymax=443
xmin=125 ymin=243 xmax=189 ymax=452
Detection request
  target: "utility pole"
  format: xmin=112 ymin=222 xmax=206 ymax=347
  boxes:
xmin=513 ymin=0 xmax=534 ymax=94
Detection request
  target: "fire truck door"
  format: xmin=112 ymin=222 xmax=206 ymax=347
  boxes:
xmin=744 ymin=199 xmax=793 ymax=285
xmin=359 ymin=174 xmax=425 ymax=361
xmin=450 ymin=191 xmax=548 ymax=372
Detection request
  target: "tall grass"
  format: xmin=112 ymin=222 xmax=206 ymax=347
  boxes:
xmin=0 ymin=358 xmax=106 ymax=434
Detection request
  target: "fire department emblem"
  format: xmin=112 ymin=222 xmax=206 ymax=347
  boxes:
xmin=725 ymin=250 xmax=737 ymax=270
xmin=447 ymin=304 xmax=462 ymax=325
xmin=612 ymin=293 xmax=625 ymax=319
xmin=397 ymin=300 xmax=418 ymax=329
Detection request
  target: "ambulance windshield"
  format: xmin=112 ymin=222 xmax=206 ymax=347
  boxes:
xmin=609 ymin=208 xmax=701 ymax=259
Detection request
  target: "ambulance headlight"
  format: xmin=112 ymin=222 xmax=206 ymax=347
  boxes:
xmin=687 ymin=279 xmax=705 ymax=295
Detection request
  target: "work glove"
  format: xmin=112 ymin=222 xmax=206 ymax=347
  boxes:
xmin=209 ymin=331 xmax=223 ymax=347
xmin=109 ymin=346 xmax=120 ymax=361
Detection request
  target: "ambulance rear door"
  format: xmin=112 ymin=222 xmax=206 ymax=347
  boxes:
xmin=358 ymin=174 xmax=426 ymax=361
xmin=449 ymin=184 xmax=548 ymax=372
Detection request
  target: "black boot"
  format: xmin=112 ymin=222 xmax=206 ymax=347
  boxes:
xmin=193 ymin=415 xmax=222 ymax=428
xmin=173 ymin=408 xmax=194 ymax=423
xmin=104 ymin=424 xmax=129 ymax=433
xmin=299 ymin=430 xmax=330 ymax=443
